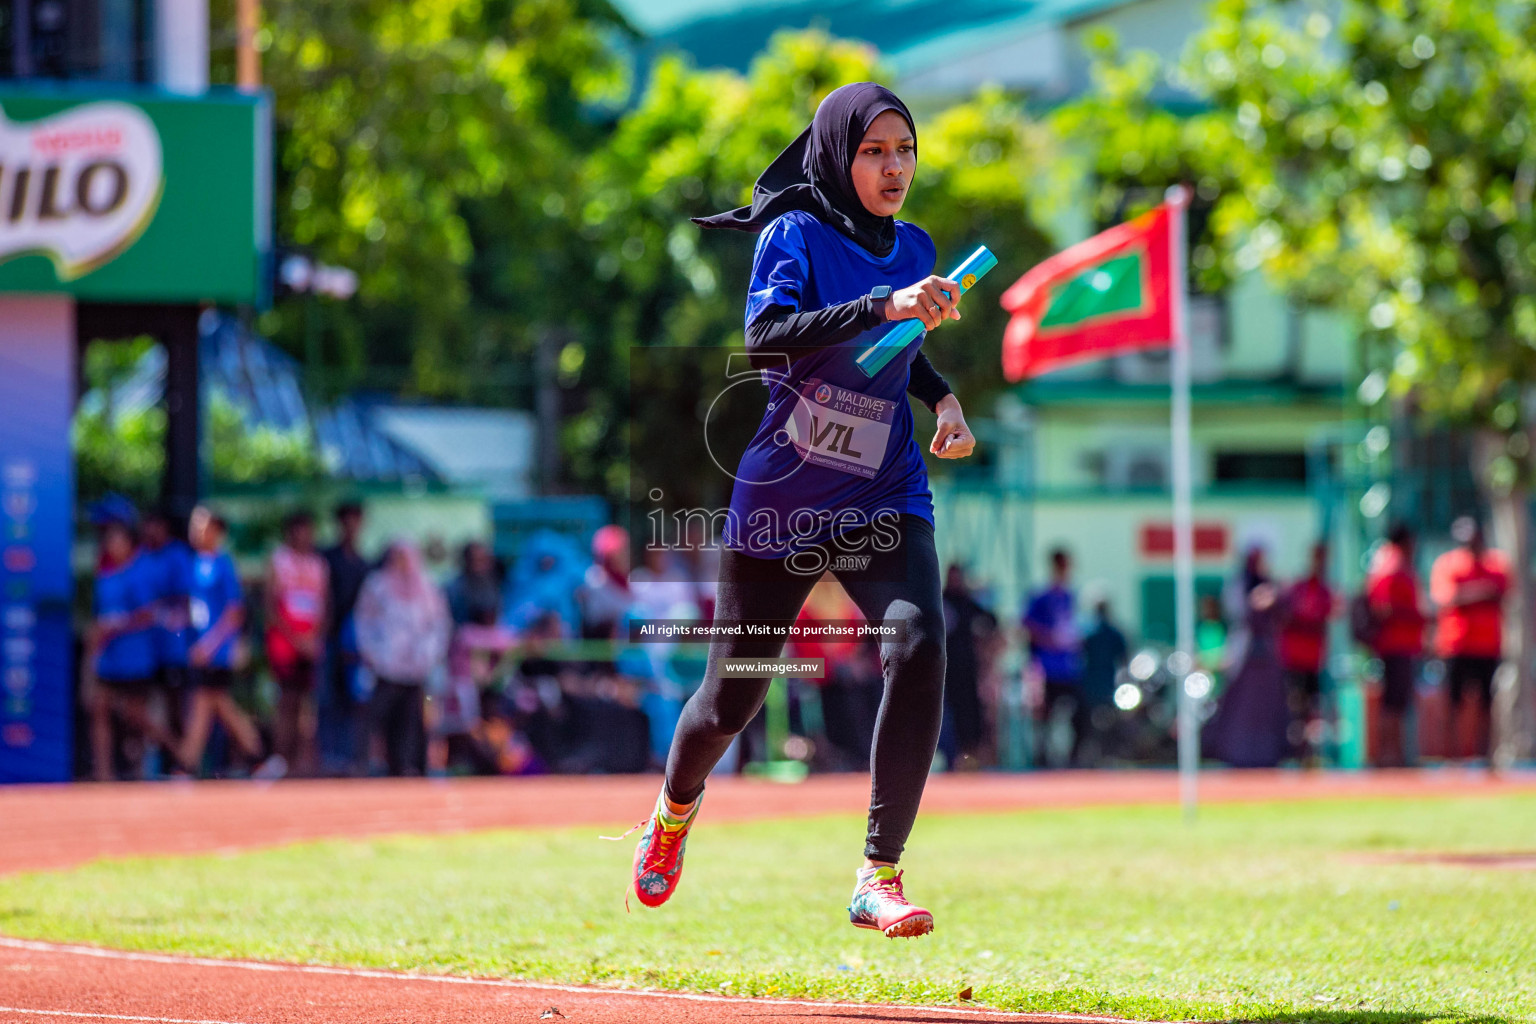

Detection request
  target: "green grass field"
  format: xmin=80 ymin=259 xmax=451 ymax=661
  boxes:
xmin=3 ymin=794 xmax=1534 ymax=1023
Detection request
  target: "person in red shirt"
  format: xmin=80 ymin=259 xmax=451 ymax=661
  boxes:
xmin=1365 ymin=522 xmax=1426 ymax=767
xmin=1280 ymin=542 xmax=1334 ymax=763
xmin=1430 ymin=516 xmax=1509 ymax=763
xmin=266 ymin=510 xmax=329 ymax=776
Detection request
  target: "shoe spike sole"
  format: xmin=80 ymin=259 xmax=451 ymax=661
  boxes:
xmin=853 ymin=913 xmax=934 ymax=938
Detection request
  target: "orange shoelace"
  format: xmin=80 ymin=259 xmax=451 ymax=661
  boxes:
xmin=643 ymin=820 xmax=686 ymax=875
xmin=864 ymin=869 xmax=911 ymax=905
xmin=599 ymin=813 xmax=687 ymax=872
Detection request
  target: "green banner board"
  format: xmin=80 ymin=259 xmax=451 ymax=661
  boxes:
xmin=0 ymin=86 xmax=270 ymax=305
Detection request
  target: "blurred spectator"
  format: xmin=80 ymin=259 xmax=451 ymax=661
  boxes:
xmin=447 ymin=540 xmax=503 ymax=626
xmin=356 ymin=541 xmax=451 ymax=776
xmin=178 ymin=508 xmax=280 ymax=777
xmin=320 ymin=499 xmax=369 ymax=775
xmin=504 ymin=530 xmax=584 ymax=632
xmin=1024 ymin=547 xmax=1085 ymax=767
xmin=140 ymin=509 xmax=192 ymax=712
xmin=630 ymin=545 xmax=699 ymax=621
xmin=1204 ymin=546 xmax=1289 ymax=768
xmin=266 ymin=510 xmax=329 ymax=776
xmin=88 ymin=513 xmax=180 ymax=781
xmin=509 ymin=609 xmax=571 ymax=771
xmin=560 ymin=676 xmax=651 ymax=773
xmin=1430 ymin=516 xmax=1508 ymax=763
xmin=1280 ymin=542 xmax=1335 ymax=763
xmin=1195 ymin=593 xmax=1227 ymax=682
xmin=627 ymin=546 xmax=700 ymax=765
xmin=430 ymin=609 xmax=516 ymax=775
xmin=579 ymin=524 xmax=632 ymax=639
xmin=940 ymin=565 xmax=996 ymax=768
xmin=140 ymin=507 xmax=194 ymax=769
xmin=1365 ymin=522 xmax=1427 ymax=767
xmin=509 ymin=606 xmax=650 ymax=774
xmin=1079 ymin=598 xmax=1128 ymax=766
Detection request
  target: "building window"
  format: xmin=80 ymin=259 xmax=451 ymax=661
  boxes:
xmin=1213 ymin=451 xmax=1308 ymax=485
xmin=2 ymin=0 xmax=153 ymax=82
xmin=1083 ymin=447 xmax=1170 ymax=490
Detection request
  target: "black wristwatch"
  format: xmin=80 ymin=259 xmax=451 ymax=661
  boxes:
xmin=870 ymin=285 xmax=892 ymax=322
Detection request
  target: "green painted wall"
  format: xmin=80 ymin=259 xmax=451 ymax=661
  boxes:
xmin=932 ymin=483 xmax=1330 ymax=644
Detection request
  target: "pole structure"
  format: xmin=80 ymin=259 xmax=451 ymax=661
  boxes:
xmin=1166 ymin=185 xmax=1198 ymax=821
xmin=236 ymin=0 xmax=261 ymax=91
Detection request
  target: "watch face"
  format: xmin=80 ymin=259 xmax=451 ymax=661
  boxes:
xmin=871 ymin=286 xmax=892 ymax=300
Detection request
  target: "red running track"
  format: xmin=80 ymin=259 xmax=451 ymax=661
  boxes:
xmin=4 ymin=769 xmax=1532 ymax=876
xmin=0 ymin=936 xmax=1127 ymax=1024
xmin=1 ymin=770 xmax=1531 ymax=1023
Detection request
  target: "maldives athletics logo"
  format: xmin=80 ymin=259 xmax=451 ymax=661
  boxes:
xmin=0 ymin=101 xmax=164 ymax=280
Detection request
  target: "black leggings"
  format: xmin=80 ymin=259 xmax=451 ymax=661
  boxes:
xmin=664 ymin=514 xmax=945 ymax=862
xmin=371 ymin=678 xmax=426 ymax=777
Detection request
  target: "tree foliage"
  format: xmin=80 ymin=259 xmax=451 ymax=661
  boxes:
xmin=74 ymin=340 xmax=322 ymax=509
xmin=218 ymin=6 xmax=1055 ymax=501
xmin=75 ymin=394 xmax=322 ymax=511
xmin=1057 ymin=1 xmax=1536 ymax=760
xmin=1199 ymin=1 xmax=1536 ymax=435
xmin=1059 ymin=0 xmax=1536 ymax=453
xmin=225 ymin=0 xmax=629 ymax=396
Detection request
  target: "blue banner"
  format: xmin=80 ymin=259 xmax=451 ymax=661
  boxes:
xmin=0 ymin=297 xmax=74 ymax=783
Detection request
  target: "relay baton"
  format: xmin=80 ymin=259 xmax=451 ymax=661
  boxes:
xmin=854 ymin=245 xmax=998 ymax=378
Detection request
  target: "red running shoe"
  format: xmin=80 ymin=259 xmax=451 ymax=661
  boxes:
xmin=848 ymin=866 xmax=933 ymax=938
xmin=630 ymin=795 xmax=700 ymax=908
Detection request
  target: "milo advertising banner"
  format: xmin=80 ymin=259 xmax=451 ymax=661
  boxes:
xmin=0 ymin=87 xmax=270 ymax=303
xmin=0 ymin=88 xmax=270 ymax=782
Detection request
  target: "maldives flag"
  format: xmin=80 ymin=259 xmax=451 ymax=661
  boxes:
xmin=1000 ymin=202 xmax=1177 ymax=381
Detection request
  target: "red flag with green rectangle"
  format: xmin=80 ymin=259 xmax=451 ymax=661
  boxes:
xmin=1000 ymin=203 xmax=1175 ymax=381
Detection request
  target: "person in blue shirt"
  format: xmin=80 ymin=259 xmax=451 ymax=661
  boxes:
xmin=177 ymin=508 xmax=281 ymax=777
xmin=1078 ymin=597 xmax=1130 ymax=766
xmin=625 ymin=83 xmax=975 ymax=939
xmin=1024 ymin=547 xmax=1086 ymax=767
xmin=89 ymin=518 xmax=183 ymax=781
xmin=141 ymin=508 xmax=194 ymax=748
xmin=142 ymin=510 xmax=194 ymax=672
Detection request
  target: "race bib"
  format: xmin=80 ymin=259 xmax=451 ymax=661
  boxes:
xmin=785 ymin=378 xmax=894 ymax=479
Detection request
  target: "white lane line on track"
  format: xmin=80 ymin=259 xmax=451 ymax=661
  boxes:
xmin=0 ymin=937 xmax=1143 ymax=1023
xmin=0 ymin=1008 xmax=255 ymax=1024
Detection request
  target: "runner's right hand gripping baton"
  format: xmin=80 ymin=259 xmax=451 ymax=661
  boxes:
xmin=854 ymin=245 xmax=998 ymax=378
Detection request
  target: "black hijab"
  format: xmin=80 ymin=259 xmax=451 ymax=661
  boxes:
xmin=692 ymin=82 xmax=915 ymax=258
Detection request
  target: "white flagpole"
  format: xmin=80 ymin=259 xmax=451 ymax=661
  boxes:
xmin=1166 ymin=184 xmax=1198 ymax=821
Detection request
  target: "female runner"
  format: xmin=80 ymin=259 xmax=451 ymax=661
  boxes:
xmin=628 ymin=82 xmax=975 ymax=939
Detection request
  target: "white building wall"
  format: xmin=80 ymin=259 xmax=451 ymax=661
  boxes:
xmin=1224 ymin=274 xmax=1295 ymax=375
xmin=933 ymin=484 xmax=1327 ymax=639
xmin=1027 ymin=400 xmax=1343 ymax=490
